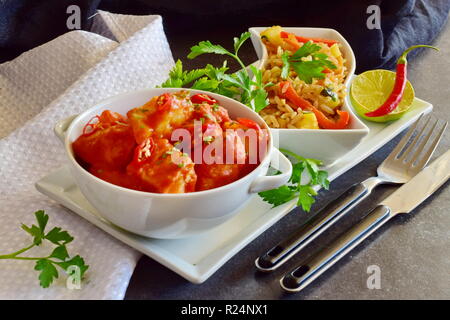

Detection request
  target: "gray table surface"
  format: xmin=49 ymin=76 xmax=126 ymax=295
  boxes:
xmin=124 ymin=21 xmax=450 ymax=300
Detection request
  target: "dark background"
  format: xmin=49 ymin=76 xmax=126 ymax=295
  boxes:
xmin=1 ymin=0 xmax=449 ymax=72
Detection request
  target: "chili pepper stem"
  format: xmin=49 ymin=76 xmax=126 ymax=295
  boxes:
xmin=397 ymin=45 xmax=439 ymax=64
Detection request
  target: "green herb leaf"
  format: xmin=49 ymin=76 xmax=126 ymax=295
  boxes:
xmin=21 ymin=224 xmax=44 ymax=245
xmin=258 ymin=149 xmax=329 ymax=212
xmin=160 ymin=60 xmax=208 ymax=88
xmin=56 ymin=255 xmax=89 ymax=278
xmin=290 ymin=41 xmax=321 ymax=60
xmin=191 ymin=77 xmax=220 ymax=91
xmin=283 ymin=41 xmax=337 ymax=84
xmin=2 ymin=210 xmax=88 ymax=289
xmin=21 ymin=210 xmax=49 ymax=245
xmin=45 ymin=227 xmax=74 ymax=245
xmin=317 ymin=170 xmax=330 ymax=190
xmin=298 ymin=185 xmax=317 ymax=212
xmin=252 ymin=88 xmax=270 ymax=112
xmin=281 ymin=52 xmax=291 ymax=79
xmin=289 ymin=161 xmax=306 ymax=184
xmin=34 ymin=259 xmax=59 ymax=288
xmin=50 ymin=245 xmax=69 ymax=261
xmin=34 ymin=210 xmax=49 ymax=233
xmin=233 ymin=32 xmax=251 ymax=54
xmin=188 ymin=41 xmax=232 ymax=59
xmin=185 ymin=33 xmax=269 ymax=112
xmin=258 ymin=185 xmax=296 ymax=207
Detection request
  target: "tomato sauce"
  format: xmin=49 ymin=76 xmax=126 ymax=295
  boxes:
xmin=72 ymin=91 xmax=265 ymax=194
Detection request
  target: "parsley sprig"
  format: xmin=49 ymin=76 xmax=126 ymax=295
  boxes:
xmin=161 ymin=32 xmax=272 ymax=112
xmin=281 ymin=41 xmax=337 ymax=84
xmin=0 ymin=210 xmax=88 ymax=288
xmin=258 ymin=149 xmax=330 ymax=212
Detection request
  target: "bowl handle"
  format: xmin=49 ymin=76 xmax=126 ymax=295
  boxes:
xmin=249 ymin=148 xmax=292 ymax=193
xmin=54 ymin=115 xmax=78 ymax=144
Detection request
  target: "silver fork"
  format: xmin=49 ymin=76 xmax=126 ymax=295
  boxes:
xmin=256 ymin=114 xmax=447 ymax=272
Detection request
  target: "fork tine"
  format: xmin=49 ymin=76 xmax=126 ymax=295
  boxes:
xmin=407 ymin=118 xmax=439 ymax=165
xmin=413 ymin=121 xmax=448 ymax=169
xmin=398 ymin=115 xmax=432 ymax=161
xmin=384 ymin=113 xmax=424 ymax=162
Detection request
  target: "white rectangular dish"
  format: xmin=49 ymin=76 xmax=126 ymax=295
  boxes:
xmin=35 ymin=93 xmax=432 ymax=284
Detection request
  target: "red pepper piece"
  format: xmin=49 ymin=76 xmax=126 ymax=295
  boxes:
xmin=190 ymin=93 xmax=217 ymax=105
xmin=283 ymin=37 xmax=301 ymax=52
xmin=280 ymin=31 xmax=338 ymax=46
xmin=278 ymin=81 xmax=349 ymax=129
xmin=82 ymin=115 xmax=100 ymax=136
xmin=279 ymin=81 xmax=314 ymax=110
xmin=365 ymin=45 xmax=439 ymax=117
xmin=131 ymin=138 xmax=155 ymax=166
xmin=156 ymin=93 xmax=173 ymax=111
xmin=236 ymin=118 xmax=261 ymax=131
xmin=311 ymin=108 xmax=350 ymax=130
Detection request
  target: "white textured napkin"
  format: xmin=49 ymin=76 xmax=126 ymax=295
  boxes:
xmin=0 ymin=11 xmax=174 ymax=299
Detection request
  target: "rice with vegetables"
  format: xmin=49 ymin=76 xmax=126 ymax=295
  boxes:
xmin=259 ymin=26 xmax=349 ymax=129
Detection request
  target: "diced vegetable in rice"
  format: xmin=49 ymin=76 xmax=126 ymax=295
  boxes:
xmin=259 ymin=27 xmax=348 ymax=129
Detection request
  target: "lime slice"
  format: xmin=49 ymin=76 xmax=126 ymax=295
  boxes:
xmin=350 ymin=69 xmax=415 ymax=122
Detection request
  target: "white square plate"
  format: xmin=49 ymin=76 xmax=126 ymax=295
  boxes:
xmin=36 ymin=94 xmax=432 ymax=284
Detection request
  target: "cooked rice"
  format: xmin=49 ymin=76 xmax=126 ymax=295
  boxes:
xmin=259 ymin=42 xmax=348 ymax=129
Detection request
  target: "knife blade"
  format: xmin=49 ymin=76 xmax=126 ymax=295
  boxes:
xmin=380 ymin=148 xmax=450 ymax=215
xmin=280 ymin=148 xmax=450 ymax=293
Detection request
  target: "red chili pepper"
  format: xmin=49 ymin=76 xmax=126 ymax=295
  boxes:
xmin=132 ymin=138 xmax=155 ymax=166
xmin=365 ymin=45 xmax=439 ymax=117
xmin=278 ymin=81 xmax=349 ymax=129
xmin=237 ymin=118 xmax=261 ymax=131
xmin=190 ymin=93 xmax=217 ymax=105
xmin=82 ymin=115 xmax=100 ymax=136
xmin=156 ymin=93 xmax=173 ymax=111
xmin=280 ymin=31 xmax=338 ymax=46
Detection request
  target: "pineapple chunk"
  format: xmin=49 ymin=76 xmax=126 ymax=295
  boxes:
xmin=330 ymin=43 xmax=341 ymax=57
xmin=297 ymin=112 xmax=319 ymax=129
xmin=261 ymin=26 xmax=283 ymax=46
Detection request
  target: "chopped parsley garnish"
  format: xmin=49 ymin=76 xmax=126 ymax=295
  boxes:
xmin=281 ymin=41 xmax=337 ymax=84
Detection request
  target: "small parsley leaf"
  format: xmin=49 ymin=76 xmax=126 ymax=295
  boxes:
xmin=281 ymin=52 xmax=291 ymax=79
xmin=188 ymin=41 xmax=232 ymax=59
xmin=45 ymin=227 xmax=74 ymax=245
xmin=233 ymin=32 xmax=251 ymax=55
xmin=34 ymin=259 xmax=59 ymax=288
xmin=283 ymin=41 xmax=337 ymax=84
xmin=50 ymin=245 xmax=69 ymax=261
xmin=258 ymin=185 xmax=296 ymax=207
xmin=56 ymin=255 xmax=89 ymax=278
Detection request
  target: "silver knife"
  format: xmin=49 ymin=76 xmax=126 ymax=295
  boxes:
xmin=280 ymin=148 xmax=450 ymax=293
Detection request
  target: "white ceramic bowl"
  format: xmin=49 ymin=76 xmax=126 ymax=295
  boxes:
xmin=54 ymin=88 xmax=292 ymax=239
xmin=249 ymin=27 xmax=369 ymax=165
